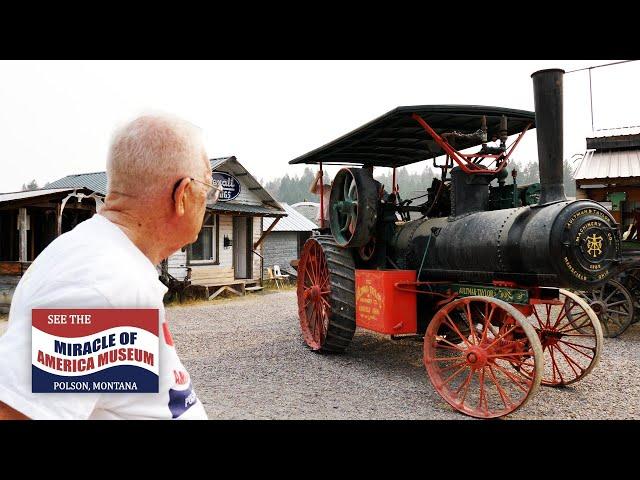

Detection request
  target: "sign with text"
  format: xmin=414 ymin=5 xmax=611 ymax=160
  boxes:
xmin=212 ymin=172 xmax=241 ymax=202
xmin=32 ymin=309 xmax=159 ymax=393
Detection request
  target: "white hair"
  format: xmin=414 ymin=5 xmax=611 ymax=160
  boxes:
xmin=106 ymin=113 xmax=207 ymax=197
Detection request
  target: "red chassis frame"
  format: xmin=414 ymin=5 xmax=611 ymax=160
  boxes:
xmin=357 ymin=274 xmax=563 ymax=336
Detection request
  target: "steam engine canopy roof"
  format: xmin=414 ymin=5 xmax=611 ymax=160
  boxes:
xmin=288 ymin=105 xmax=536 ymax=168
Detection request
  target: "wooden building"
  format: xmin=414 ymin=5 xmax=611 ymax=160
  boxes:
xmin=574 ymin=130 xmax=640 ymax=233
xmin=161 ymin=157 xmax=286 ymax=297
xmin=6 ymin=156 xmax=286 ymax=303
xmin=0 ymin=188 xmax=103 ymax=312
xmin=262 ymin=202 xmax=316 ymax=278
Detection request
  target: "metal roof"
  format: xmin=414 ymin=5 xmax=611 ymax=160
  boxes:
xmin=288 ymin=105 xmax=536 ymax=168
xmin=586 ymin=133 xmax=640 ymax=151
xmin=291 ymin=202 xmax=320 ymax=226
xmin=0 ymin=188 xmax=78 ymax=204
xmin=208 ymin=203 xmax=285 ymax=217
xmin=263 ymin=203 xmax=317 ymax=232
xmin=574 ymin=149 xmax=640 ymax=181
xmin=589 ymin=127 xmax=640 ymax=138
xmin=211 ymin=157 xmax=284 ymax=213
xmin=47 ymin=172 xmax=108 ymax=195
xmin=210 ymin=157 xmax=233 ymax=170
xmin=45 ymin=156 xmax=286 ymax=216
xmin=46 ymin=159 xmax=236 ymax=196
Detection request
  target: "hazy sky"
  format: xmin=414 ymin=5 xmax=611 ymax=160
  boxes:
xmin=1 ymin=60 xmax=639 ymax=192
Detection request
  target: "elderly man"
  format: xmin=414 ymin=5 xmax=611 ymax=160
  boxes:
xmin=0 ymin=114 xmax=219 ymax=420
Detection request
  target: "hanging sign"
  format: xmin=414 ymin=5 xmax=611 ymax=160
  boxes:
xmin=212 ymin=172 xmax=241 ymax=202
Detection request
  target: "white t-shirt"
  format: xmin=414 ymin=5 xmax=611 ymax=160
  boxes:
xmin=0 ymin=214 xmax=208 ymax=420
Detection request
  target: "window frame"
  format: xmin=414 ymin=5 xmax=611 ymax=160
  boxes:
xmin=187 ymin=212 xmax=220 ymax=266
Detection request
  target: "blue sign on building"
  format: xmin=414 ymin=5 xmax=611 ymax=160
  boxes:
xmin=212 ymin=172 xmax=241 ymax=202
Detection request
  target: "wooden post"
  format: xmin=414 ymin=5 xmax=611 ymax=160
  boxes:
xmin=30 ymin=214 xmax=34 ymax=261
xmin=17 ymin=208 xmax=28 ymax=262
xmin=253 ymin=216 xmax=281 ymax=249
xmin=56 ymin=202 xmax=62 ymax=237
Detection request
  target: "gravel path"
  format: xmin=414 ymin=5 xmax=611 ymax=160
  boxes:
xmin=168 ymin=290 xmax=640 ymax=419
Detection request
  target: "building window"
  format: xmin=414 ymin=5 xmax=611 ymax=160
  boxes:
xmin=188 ymin=212 xmax=218 ymax=264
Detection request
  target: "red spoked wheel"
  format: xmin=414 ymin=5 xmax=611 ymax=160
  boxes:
xmin=520 ymin=289 xmax=602 ymax=387
xmin=297 ymin=236 xmax=356 ymax=352
xmin=424 ymin=296 xmax=543 ymax=419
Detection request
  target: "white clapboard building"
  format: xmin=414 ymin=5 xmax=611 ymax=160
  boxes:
xmin=46 ymin=156 xmax=286 ymax=299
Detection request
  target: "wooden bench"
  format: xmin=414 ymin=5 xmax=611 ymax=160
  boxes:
xmin=198 ymin=280 xmax=246 ymax=300
xmin=188 ymin=267 xmax=263 ymax=299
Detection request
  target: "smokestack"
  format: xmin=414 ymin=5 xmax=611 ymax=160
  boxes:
xmin=531 ymin=68 xmax=566 ymax=204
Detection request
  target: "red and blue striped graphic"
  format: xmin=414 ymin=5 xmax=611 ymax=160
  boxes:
xmin=32 ymin=309 xmax=159 ymax=393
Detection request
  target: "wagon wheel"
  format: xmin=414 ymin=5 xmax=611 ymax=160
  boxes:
xmin=329 ymin=168 xmax=378 ymax=247
xmin=296 ymin=235 xmax=356 ymax=352
xmin=575 ymin=279 xmax=634 ymax=337
xmin=518 ymin=289 xmax=602 ymax=387
xmin=621 ymin=268 xmax=640 ymax=324
xmin=424 ymin=296 xmax=543 ymax=419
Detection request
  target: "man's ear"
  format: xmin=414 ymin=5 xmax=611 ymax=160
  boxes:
xmin=173 ymin=178 xmax=192 ymax=217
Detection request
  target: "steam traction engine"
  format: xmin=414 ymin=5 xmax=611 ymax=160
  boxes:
xmin=291 ymin=69 xmax=621 ymax=418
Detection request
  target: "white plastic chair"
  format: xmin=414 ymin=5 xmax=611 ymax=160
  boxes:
xmin=273 ymin=265 xmax=290 ymax=285
xmin=267 ymin=267 xmax=280 ymax=289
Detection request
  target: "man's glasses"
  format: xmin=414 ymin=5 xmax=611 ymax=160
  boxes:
xmin=172 ymin=177 xmax=223 ymax=203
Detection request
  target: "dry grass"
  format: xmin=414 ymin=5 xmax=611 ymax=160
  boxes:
xmin=164 ymin=282 xmax=296 ymax=309
xmin=262 ymin=282 xmax=296 ymax=292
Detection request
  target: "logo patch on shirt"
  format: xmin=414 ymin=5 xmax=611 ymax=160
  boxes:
xmin=32 ymin=309 xmax=159 ymax=393
xmin=168 ymin=382 xmax=198 ymax=418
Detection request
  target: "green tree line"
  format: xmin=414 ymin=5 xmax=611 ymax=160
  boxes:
xmin=263 ymin=160 xmax=576 ymax=205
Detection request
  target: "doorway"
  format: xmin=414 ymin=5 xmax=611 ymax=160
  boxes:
xmin=233 ymin=216 xmax=253 ymax=279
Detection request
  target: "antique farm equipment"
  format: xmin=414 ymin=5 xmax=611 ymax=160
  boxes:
xmin=572 ymin=246 xmax=640 ymax=337
xmin=291 ymin=69 xmax=620 ymax=418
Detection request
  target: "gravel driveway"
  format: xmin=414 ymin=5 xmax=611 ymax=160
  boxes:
xmin=168 ymin=289 xmax=639 ymax=420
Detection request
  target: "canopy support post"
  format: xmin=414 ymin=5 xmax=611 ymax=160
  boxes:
xmin=392 ymin=167 xmax=397 ymax=194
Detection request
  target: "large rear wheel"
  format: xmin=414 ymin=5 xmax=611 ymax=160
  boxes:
xmin=297 ymin=236 xmax=356 ymax=352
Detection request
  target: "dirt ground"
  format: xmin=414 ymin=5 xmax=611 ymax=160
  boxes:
xmin=166 ymin=289 xmax=640 ymax=420
xmin=2 ymin=289 xmax=637 ymax=420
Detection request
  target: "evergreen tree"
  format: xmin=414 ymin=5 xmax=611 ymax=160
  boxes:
xmin=21 ymin=179 xmax=39 ymax=191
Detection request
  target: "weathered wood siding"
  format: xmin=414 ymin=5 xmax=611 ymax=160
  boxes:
xmin=252 ymin=216 xmax=262 ymax=280
xmin=189 ymin=265 xmax=235 ymax=285
xmin=163 ymin=159 xmax=268 ymax=286
xmin=263 ymin=232 xmax=299 ymax=276
xmin=172 ymin=214 xmax=263 ymax=285
xmin=167 ymin=248 xmax=188 ymax=280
